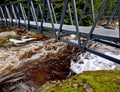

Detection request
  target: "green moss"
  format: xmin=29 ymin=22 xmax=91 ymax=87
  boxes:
xmin=44 ymin=70 xmax=120 ymax=92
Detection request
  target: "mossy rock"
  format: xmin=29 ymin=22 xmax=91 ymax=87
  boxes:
xmin=44 ymin=70 xmax=120 ymax=92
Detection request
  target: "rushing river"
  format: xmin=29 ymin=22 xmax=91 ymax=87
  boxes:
xmin=0 ymin=28 xmax=80 ymax=92
xmin=1 ymin=27 xmax=120 ymax=92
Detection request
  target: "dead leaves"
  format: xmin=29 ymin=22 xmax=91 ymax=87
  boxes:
xmin=82 ymin=79 xmax=93 ymax=92
xmin=83 ymin=82 xmax=93 ymax=92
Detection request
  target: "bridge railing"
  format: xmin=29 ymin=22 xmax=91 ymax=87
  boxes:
xmin=0 ymin=0 xmax=120 ymax=64
xmin=0 ymin=0 xmax=95 ymax=28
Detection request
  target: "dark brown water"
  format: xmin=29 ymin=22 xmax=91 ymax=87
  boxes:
xmin=0 ymin=44 xmax=80 ymax=92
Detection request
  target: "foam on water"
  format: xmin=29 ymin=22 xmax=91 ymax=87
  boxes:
xmin=0 ymin=37 xmax=80 ymax=92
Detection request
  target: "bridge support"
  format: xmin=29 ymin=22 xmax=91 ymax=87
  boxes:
xmin=83 ymin=0 xmax=109 ymax=49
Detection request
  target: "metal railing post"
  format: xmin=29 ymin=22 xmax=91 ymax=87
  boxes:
xmin=30 ymin=0 xmax=40 ymax=33
xmin=117 ymin=0 xmax=120 ymax=38
xmin=37 ymin=3 xmax=45 ymax=22
xmin=46 ymin=11 xmax=49 ymax=22
xmin=50 ymin=2 xmax=57 ymax=23
xmin=9 ymin=5 xmax=13 ymax=26
xmin=38 ymin=4 xmax=43 ymax=18
xmin=79 ymin=0 xmax=89 ymax=25
xmin=27 ymin=0 xmax=30 ymax=30
xmin=15 ymin=4 xmax=21 ymax=28
xmin=11 ymin=4 xmax=18 ymax=24
xmin=47 ymin=0 xmax=57 ymax=38
xmin=0 ymin=12 xmax=2 ymax=26
xmin=72 ymin=0 xmax=82 ymax=49
xmin=0 ymin=17 xmax=2 ymax=26
xmin=58 ymin=0 xmax=69 ymax=40
xmin=40 ymin=0 xmax=46 ymax=33
xmin=19 ymin=3 xmax=27 ymax=28
xmin=105 ymin=6 xmax=117 ymax=28
xmin=36 ymin=4 xmax=39 ymax=21
xmin=83 ymin=0 xmax=109 ymax=50
xmin=68 ymin=4 xmax=73 ymax=25
xmin=90 ymin=0 xmax=95 ymax=23
xmin=4 ymin=6 xmax=8 ymax=26
xmin=0 ymin=6 xmax=5 ymax=26
xmin=5 ymin=5 xmax=11 ymax=25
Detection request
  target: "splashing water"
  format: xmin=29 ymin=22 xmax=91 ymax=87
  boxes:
xmin=0 ymin=36 xmax=80 ymax=92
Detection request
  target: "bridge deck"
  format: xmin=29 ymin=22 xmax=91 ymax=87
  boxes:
xmin=3 ymin=19 xmax=120 ymax=42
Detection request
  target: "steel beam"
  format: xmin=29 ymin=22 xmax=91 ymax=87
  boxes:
xmin=71 ymin=0 xmax=82 ymax=49
xmin=19 ymin=3 xmax=27 ymax=28
xmin=90 ymin=0 xmax=95 ymax=23
xmin=117 ymin=0 xmax=120 ymax=38
xmin=30 ymin=0 xmax=39 ymax=32
xmin=105 ymin=5 xmax=117 ymax=28
xmin=58 ymin=0 xmax=69 ymax=40
xmin=47 ymin=0 xmax=57 ymax=39
xmin=83 ymin=0 xmax=109 ymax=50
xmin=11 ymin=4 xmax=18 ymax=23
xmin=51 ymin=2 xmax=57 ymax=23
xmin=15 ymin=5 xmax=21 ymax=28
xmin=68 ymin=4 xmax=73 ymax=25
xmin=5 ymin=5 xmax=11 ymax=25
xmin=27 ymin=0 xmax=30 ymax=30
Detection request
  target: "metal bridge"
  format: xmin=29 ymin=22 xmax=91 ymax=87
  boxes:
xmin=0 ymin=0 xmax=120 ymax=64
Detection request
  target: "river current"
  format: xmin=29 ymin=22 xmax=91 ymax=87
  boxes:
xmin=0 ymin=31 xmax=80 ymax=92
